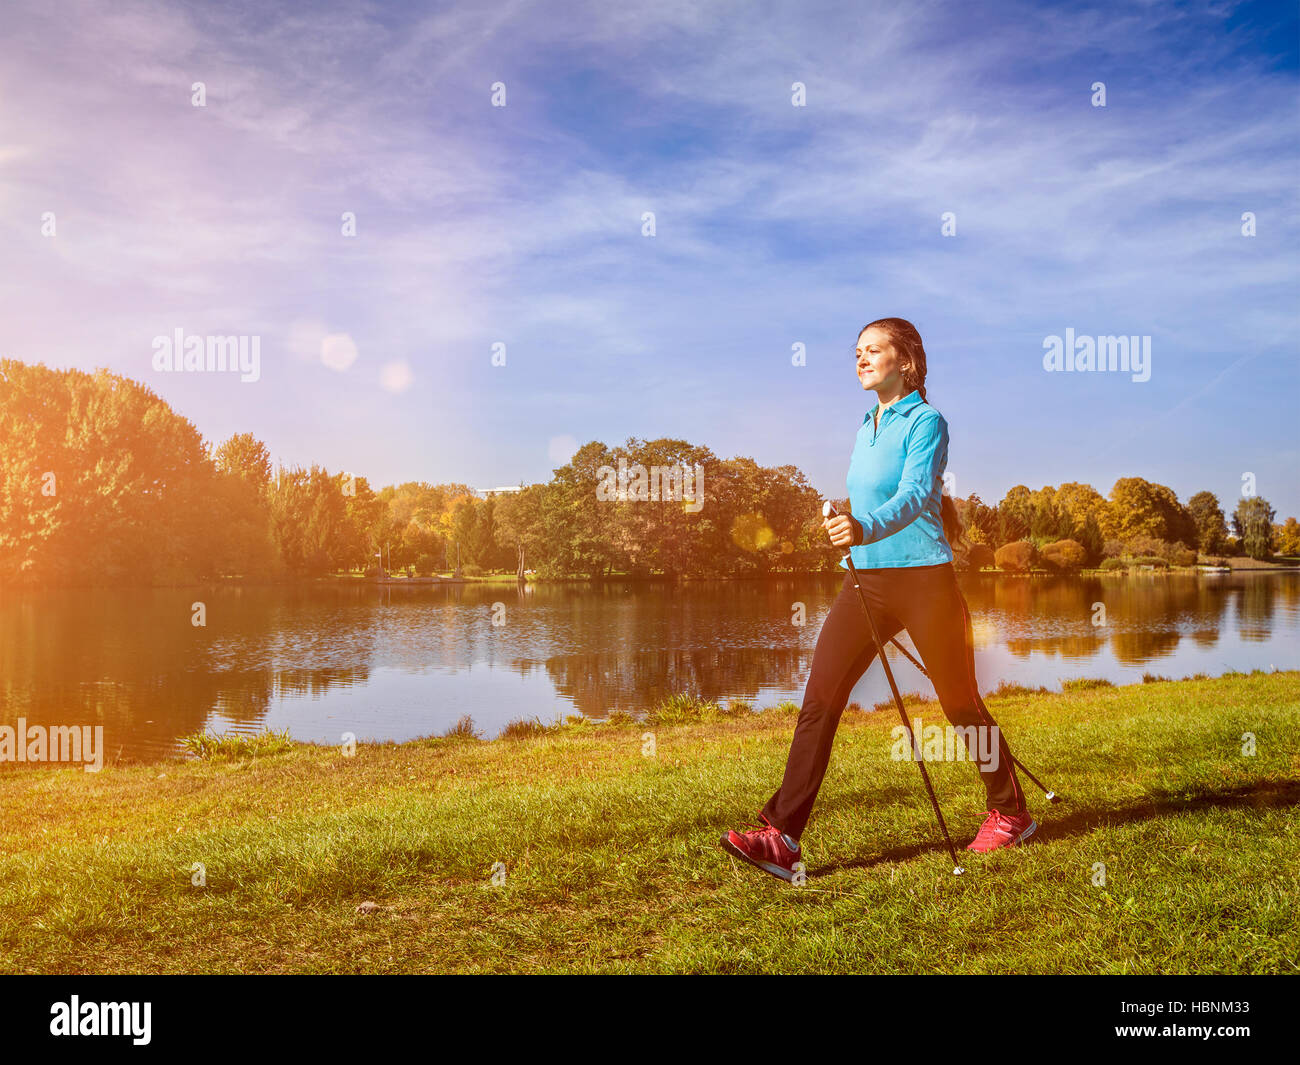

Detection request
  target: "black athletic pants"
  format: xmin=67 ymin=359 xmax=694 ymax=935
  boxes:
xmin=762 ymin=562 xmax=1026 ymax=840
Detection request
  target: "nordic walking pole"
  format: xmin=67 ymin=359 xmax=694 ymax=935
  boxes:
xmin=878 ymin=633 xmax=1061 ymax=803
xmin=823 ymin=502 xmax=965 ymax=876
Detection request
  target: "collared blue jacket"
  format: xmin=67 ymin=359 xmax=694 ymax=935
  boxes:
xmin=843 ymin=390 xmax=953 ymax=570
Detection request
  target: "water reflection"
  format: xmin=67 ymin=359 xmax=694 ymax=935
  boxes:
xmin=0 ymin=572 xmax=1296 ymax=761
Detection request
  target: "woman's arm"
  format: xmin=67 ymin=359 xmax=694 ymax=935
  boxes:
xmin=852 ymin=411 xmax=948 ymax=545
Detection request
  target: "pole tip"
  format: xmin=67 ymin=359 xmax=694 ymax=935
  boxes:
xmin=1046 ymin=791 xmax=1061 ymax=803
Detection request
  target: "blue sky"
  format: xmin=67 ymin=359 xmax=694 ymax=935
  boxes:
xmin=2 ymin=0 xmax=1297 ymax=518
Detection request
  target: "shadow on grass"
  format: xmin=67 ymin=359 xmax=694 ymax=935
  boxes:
xmin=808 ymin=778 xmax=1300 ymax=878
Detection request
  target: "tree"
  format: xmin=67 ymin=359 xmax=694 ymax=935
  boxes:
xmin=268 ymin=465 xmax=352 ymax=576
xmin=495 ymin=485 xmax=546 ymax=579
xmin=954 ymin=493 xmax=997 ymax=545
xmin=1232 ymin=496 xmax=1276 ymax=560
xmin=1027 ymin=485 xmax=1067 ymax=542
xmin=542 ymin=441 xmax=622 ymax=578
xmin=1102 ymin=477 xmax=1195 ymax=546
xmin=1187 ymin=491 xmax=1227 ymax=554
xmin=213 ymin=433 xmax=272 ymax=491
xmin=996 ymin=486 xmax=1033 ymax=546
xmin=1276 ymin=517 xmax=1300 ymax=557
xmin=0 ymin=361 xmax=225 ymax=584
xmin=341 ymin=475 xmax=386 ymax=571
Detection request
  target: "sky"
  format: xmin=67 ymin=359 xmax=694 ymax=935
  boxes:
xmin=2 ymin=0 xmax=1297 ymax=518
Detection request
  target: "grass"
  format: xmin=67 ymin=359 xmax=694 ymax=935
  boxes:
xmin=0 ymin=672 xmax=1296 ymax=974
xmin=178 ymin=728 xmax=296 ymax=761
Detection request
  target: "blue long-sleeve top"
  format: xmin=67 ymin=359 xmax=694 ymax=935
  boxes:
xmin=843 ymin=390 xmax=953 ymax=570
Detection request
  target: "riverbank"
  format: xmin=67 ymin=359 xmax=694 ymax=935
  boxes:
xmin=6 ymin=559 xmax=1297 ymax=590
xmin=1 ymin=672 xmax=1296 ymax=974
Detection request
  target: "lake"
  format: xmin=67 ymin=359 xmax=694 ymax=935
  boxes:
xmin=1 ymin=571 xmax=1297 ymax=763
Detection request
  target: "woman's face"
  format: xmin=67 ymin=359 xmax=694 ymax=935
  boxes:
xmin=855 ymin=326 xmax=904 ymax=393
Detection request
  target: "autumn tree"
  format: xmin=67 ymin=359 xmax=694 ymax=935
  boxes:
xmin=1186 ymin=491 xmax=1227 ymax=555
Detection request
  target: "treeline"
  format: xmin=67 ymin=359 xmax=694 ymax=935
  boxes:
xmin=952 ymin=480 xmax=1294 ymax=573
xmin=1 ymin=362 xmax=1294 ymax=585
xmin=0 ymin=363 xmax=834 ymax=583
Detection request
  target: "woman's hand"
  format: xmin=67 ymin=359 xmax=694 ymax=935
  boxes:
xmin=822 ymin=513 xmax=862 ymax=548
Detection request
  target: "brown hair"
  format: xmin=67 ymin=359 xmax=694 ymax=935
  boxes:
xmin=858 ymin=317 xmax=964 ymax=546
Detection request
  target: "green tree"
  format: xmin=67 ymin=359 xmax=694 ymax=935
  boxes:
xmin=269 ymin=465 xmax=352 ymax=576
xmin=496 ymin=485 xmax=547 ymax=579
xmin=995 ymin=486 xmax=1033 ymax=546
xmin=954 ymin=493 xmax=997 ymax=545
xmin=1232 ymin=496 xmax=1276 ymax=560
xmin=0 ymin=361 xmax=223 ymax=584
xmin=542 ymin=441 xmax=620 ymax=578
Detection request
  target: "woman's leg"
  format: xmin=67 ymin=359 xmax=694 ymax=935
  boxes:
xmin=891 ymin=565 xmax=1026 ymax=815
xmin=761 ymin=571 xmax=903 ymax=840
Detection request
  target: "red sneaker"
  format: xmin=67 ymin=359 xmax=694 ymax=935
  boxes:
xmin=720 ymin=823 xmax=802 ymax=882
xmin=967 ymin=809 xmax=1037 ymax=852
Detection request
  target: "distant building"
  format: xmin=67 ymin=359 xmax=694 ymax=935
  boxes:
xmin=472 ymin=485 xmax=527 ymax=499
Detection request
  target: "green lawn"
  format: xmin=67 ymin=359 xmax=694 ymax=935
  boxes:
xmin=1 ymin=672 xmax=1296 ymax=974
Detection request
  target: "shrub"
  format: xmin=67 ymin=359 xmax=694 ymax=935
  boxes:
xmin=461 ymin=563 xmax=484 ymax=578
xmin=441 ymin=715 xmax=481 ymax=741
xmin=1040 ymin=539 xmax=1087 ymax=572
xmin=986 ymin=680 xmax=1050 ymax=698
xmin=1061 ymin=677 xmax=1114 ymax=692
xmin=966 ymin=543 xmax=995 ymax=571
xmin=1131 ymin=556 xmax=1169 ymax=569
xmin=180 ymin=728 xmax=295 ymax=761
xmin=649 ymin=693 xmax=720 ymax=723
xmin=500 ymin=717 xmax=548 ymax=740
xmin=1166 ymin=545 xmax=1197 ymax=567
xmin=1099 ymin=557 xmax=1128 ymax=571
xmin=994 ymin=540 xmax=1035 ymax=572
xmin=1102 ymin=539 xmax=1125 ymax=559
xmin=1125 ymin=535 xmax=1166 ymax=559
xmin=414 ymin=554 xmax=439 ymax=577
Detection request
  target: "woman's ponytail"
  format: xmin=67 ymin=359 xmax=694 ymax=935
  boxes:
xmin=940 ymin=494 xmax=964 ymax=546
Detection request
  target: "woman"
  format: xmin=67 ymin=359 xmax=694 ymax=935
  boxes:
xmin=721 ymin=318 xmax=1035 ymax=881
